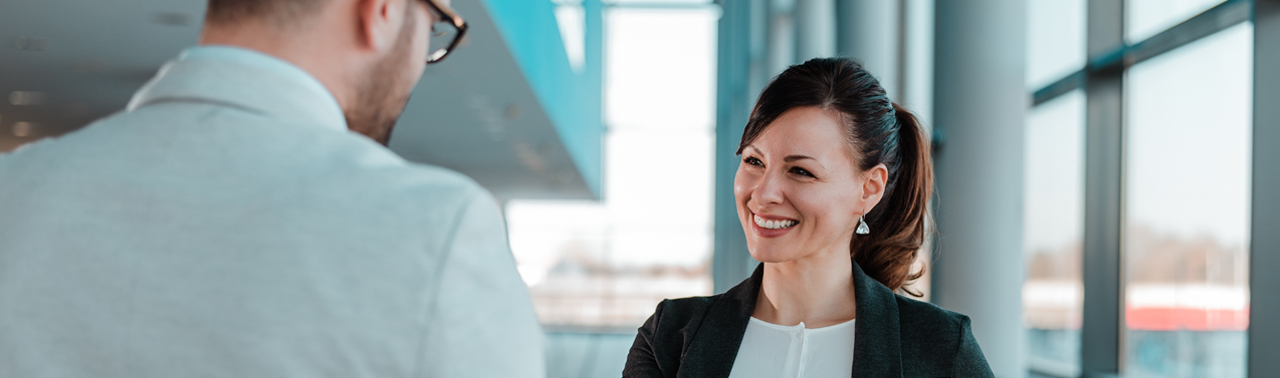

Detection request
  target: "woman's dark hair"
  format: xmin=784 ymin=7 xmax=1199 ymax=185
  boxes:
xmin=737 ymin=57 xmax=934 ymax=296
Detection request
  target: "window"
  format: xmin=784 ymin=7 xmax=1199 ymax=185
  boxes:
xmin=1126 ymin=0 xmax=1227 ymax=43
xmin=507 ymin=5 xmax=718 ymax=330
xmin=1026 ymin=0 xmax=1086 ymax=90
xmin=1122 ymin=22 xmax=1252 ymax=378
xmin=1023 ymin=90 xmax=1085 ymax=377
xmin=552 ymin=0 xmax=586 ymax=73
xmin=1023 ymin=1 xmax=1086 ymax=375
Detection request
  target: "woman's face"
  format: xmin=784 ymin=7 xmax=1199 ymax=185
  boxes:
xmin=734 ymin=106 xmax=886 ymax=264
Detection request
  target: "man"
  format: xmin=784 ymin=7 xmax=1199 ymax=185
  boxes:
xmin=0 ymin=0 xmax=544 ymax=377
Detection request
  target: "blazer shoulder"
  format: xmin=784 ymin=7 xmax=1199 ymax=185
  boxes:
xmin=894 ymin=295 xmax=992 ymax=376
xmin=627 ymin=294 xmax=726 ymax=377
xmin=894 ymin=295 xmax=969 ymax=357
xmin=653 ymin=294 xmax=722 ymax=327
xmin=639 ymin=293 xmax=728 ymax=346
xmin=894 ymin=294 xmax=970 ymax=333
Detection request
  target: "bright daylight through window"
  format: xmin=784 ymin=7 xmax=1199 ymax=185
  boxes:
xmin=507 ymin=3 xmax=718 ymax=330
xmin=1122 ymin=22 xmax=1253 ymax=378
xmin=1023 ymin=0 xmax=1086 ymax=375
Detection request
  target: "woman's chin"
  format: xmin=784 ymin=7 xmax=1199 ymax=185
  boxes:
xmin=747 ymin=246 xmax=803 ymax=264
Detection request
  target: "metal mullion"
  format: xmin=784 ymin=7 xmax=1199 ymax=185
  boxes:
xmin=1080 ymin=72 xmax=1124 ymax=378
xmin=1249 ymin=0 xmax=1280 ymax=375
xmin=1125 ymin=0 xmax=1251 ymax=65
xmin=1080 ymin=0 xmax=1124 ymax=376
xmin=1030 ymin=0 xmax=1251 ymax=108
xmin=1032 ymin=71 xmax=1085 ymax=107
xmin=712 ymin=0 xmax=757 ymax=294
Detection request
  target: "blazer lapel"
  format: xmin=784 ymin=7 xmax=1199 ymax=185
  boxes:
xmin=851 ymin=260 xmax=904 ymax=376
xmin=676 ymin=264 xmax=762 ymax=378
xmin=676 ymin=261 xmax=903 ymax=377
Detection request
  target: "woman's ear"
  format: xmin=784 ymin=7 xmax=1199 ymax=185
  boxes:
xmin=861 ymin=163 xmax=889 ymax=211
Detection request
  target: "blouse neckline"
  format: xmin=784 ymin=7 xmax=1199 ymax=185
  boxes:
xmin=747 ymin=316 xmax=857 ymax=332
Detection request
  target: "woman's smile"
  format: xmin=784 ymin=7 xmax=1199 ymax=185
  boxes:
xmin=750 ymin=212 xmax=800 ymax=238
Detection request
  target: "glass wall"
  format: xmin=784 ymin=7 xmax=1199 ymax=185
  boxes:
xmin=1126 ymin=0 xmax=1227 ymax=43
xmin=1024 ymin=1 xmax=1085 ymax=376
xmin=1023 ymin=90 xmax=1085 ymax=377
xmin=507 ymin=3 xmax=718 ymax=330
xmin=1026 ymin=0 xmax=1255 ymax=376
xmin=1122 ymin=22 xmax=1253 ymax=378
xmin=1026 ymin=0 xmax=1086 ymax=90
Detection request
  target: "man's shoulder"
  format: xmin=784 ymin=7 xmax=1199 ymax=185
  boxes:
xmin=378 ymin=161 xmax=481 ymax=191
xmin=0 ymin=111 xmax=134 ymax=180
xmin=0 ymin=108 xmax=496 ymax=219
xmin=372 ymin=162 xmax=491 ymax=208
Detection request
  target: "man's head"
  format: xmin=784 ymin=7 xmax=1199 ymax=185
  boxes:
xmin=205 ymin=0 xmax=331 ymax=26
xmin=201 ymin=0 xmax=443 ymax=145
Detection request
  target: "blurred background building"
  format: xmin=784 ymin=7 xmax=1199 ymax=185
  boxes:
xmin=1 ymin=0 xmax=1277 ymax=377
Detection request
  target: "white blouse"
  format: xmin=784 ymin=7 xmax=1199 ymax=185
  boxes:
xmin=727 ymin=317 xmax=857 ymax=378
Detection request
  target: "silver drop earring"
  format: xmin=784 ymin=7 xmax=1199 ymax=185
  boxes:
xmin=856 ymin=215 xmax=870 ymax=235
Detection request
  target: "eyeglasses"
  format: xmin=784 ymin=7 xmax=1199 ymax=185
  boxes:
xmin=423 ymin=0 xmax=468 ymax=64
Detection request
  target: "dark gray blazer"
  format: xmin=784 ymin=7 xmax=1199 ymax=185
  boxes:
xmin=623 ymin=260 xmax=994 ymax=377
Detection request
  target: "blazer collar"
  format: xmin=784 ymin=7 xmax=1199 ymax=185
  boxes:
xmin=681 ymin=259 xmax=903 ymax=378
xmin=676 ymin=264 xmax=760 ymax=378
xmin=126 ymin=46 xmax=348 ymax=133
xmin=850 ymin=260 xmax=904 ymax=376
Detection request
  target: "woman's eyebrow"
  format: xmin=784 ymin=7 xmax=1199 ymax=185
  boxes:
xmin=785 ymin=155 xmax=826 ymax=169
xmin=745 ymin=147 xmax=825 ymax=168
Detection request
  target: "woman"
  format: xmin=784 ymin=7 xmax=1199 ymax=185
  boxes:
xmin=623 ymin=58 xmax=993 ymax=377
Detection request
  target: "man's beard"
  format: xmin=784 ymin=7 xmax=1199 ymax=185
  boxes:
xmin=345 ymin=13 xmax=417 ymax=146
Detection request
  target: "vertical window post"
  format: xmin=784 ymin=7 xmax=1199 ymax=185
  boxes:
xmin=1249 ymin=0 xmax=1280 ymax=374
xmin=1081 ymin=0 xmax=1124 ymax=376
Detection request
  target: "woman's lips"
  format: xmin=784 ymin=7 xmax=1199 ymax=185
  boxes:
xmin=750 ymin=212 xmax=798 ymax=238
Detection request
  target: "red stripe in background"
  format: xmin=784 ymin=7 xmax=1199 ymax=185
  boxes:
xmin=1125 ymin=306 xmax=1250 ymax=331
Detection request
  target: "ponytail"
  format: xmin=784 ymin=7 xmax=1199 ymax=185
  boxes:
xmin=849 ymin=103 xmax=933 ymax=297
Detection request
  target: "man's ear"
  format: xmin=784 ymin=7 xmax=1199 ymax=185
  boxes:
xmin=861 ymin=163 xmax=888 ymax=212
xmin=355 ymin=0 xmax=402 ymax=52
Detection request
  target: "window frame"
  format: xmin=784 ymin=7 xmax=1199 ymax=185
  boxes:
xmin=1027 ymin=0 xmax=1274 ymax=376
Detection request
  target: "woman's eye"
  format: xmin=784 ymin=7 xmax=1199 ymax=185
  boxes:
xmin=790 ymin=167 xmax=815 ymax=178
xmin=743 ymin=157 xmax=764 ymax=166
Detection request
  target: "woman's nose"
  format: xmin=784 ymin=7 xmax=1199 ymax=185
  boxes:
xmin=752 ymin=169 xmax=785 ymax=206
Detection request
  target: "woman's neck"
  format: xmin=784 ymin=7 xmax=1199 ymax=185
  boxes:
xmin=752 ymin=249 xmax=857 ymax=328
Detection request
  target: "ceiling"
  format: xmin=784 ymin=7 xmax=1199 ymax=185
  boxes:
xmin=0 ymin=0 xmax=594 ymax=201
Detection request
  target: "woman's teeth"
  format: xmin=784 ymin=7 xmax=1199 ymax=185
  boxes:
xmin=754 ymin=214 xmax=798 ymax=230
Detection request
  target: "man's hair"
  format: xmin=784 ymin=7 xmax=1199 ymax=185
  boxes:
xmin=205 ymin=0 xmax=331 ymax=25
